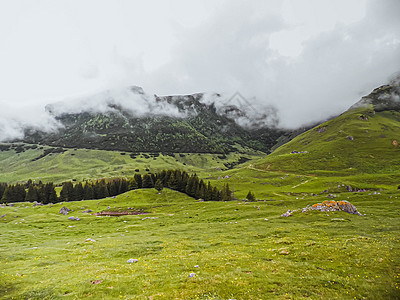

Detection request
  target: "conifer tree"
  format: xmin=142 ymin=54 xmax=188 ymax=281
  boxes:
xmin=0 ymin=183 xmax=7 ymax=200
xmin=60 ymin=182 xmax=73 ymax=202
xmin=246 ymin=191 xmax=255 ymax=201
xmin=25 ymin=185 xmax=38 ymax=202
xmin=134 ymin=174 xmax=142 ymax=188
xmin=142 ymin=174 xmax=154 ymax=188
xmin=73 ymin=182 xmax=84 ymax=201
xmin=154 ymin=179 xmax=163 ymax=193
xmin=128 ymin=178 xmax=138 ymax=190
xmin=83 ymin=182 xmax=95 ymax=200
xmin=1 ymin=186 xmax=12 ymax=203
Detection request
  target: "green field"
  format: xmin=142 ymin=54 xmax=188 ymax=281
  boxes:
xmin=1 ymin=99 xmax=400 ymax=299
xmin=1 ymin=187 xmax=399 ymax=299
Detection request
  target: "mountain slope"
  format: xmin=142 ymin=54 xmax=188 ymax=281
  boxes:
xmin=253 ymin=78 xmax=400 ymax=175
xmin=20 ymin=88 xmax=292 ymax=154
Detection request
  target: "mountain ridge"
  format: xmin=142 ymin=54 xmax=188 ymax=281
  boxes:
xmin=19 ymin=87 xmax=298 ymax=154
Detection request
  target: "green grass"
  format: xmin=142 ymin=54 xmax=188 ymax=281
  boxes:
xmin=1 ymin=188 xmax=399 ymax=299
xmin=2 ymin=102 xmax=400 ymax=298
xmin=0 ymin=146 xmax=262 ymax=184
xmin=254 ymin=106 xmax=400 ymax=176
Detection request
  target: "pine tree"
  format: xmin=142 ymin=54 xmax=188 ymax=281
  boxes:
xmin=154 ymin=179 xmax=163 ymax=193
xmin=221 ymin=184 xmax=232 ymax=201
xmin=25 ymin=186 xmax=39 ymax=202
xmin=1 ymin=186 xmax=12 ymax=203
xmin=120 ymin=178 xmax=128 ymax=194
xmin=83 ymin=182 xmax=95 ymax=200
xmin=0 ymin=183 xmax=7 ymax=200
xmin=60 ymin=182 xmax=73 ymax=202
xmin=168 ymin=172 xmax=179 ymax=190
xmin=246 ymin=191 xmax=256 ymax=201
xmin=128 ymin=178 xmax=138 ymax=190
xmin=134 ymin=174 xmax=142 ymax=188
xmin=142 ymin=174 xmax=154 ymax=188
xmin=73 ymin=182 xmax=84 ymax=201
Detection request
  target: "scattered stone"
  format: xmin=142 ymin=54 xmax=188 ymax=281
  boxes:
xmin=127 ymin=259 xmax=139 ymax=263
xmin=189 ymin=273 xmax=196 ymax=278
xmin=142 ymin=217 xmax=159 ymax=220
xmin=194 ymin=265 xmax=199 ymax=268
xmin=8 ymin=203 xmax=15 ymax=207
xmin=90 ymin=280 xmax=103 ymax=285
xmin=59 ymin=206 xmax=71 ymax=215
xmin=32 ymin=201 xmax=43 ymax=207
xmin=0 ymin=204 xmax=5 ymax=208
xmin=281 ymin=210 xmax=292 ymax=217
xmin=331 ymin=218 xmax=349 ymax=222
xmin=83 ymin=209 xmax=92 ymax=213
xmin=264 ymin=218 xmax=269 ymax=221
xmin=290 ymin=150 xmax=308 ymax=154
xmin=68 ymin=216 xmax=81 ymax=221
xmin=1 ymin=214 xmax=6 ymax=218
xmin=86 ymin=238 xmax=96 ymax=242
xmin=346 ymin=136 xmax=354 ymax=141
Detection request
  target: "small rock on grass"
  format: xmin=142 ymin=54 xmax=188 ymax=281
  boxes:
xmin=189 ymin=273 xmax=196 ymax=278
xmin=127 ymin=259 xmax=139 ymax=263
xmin=281 ymin=210 xmax=292 ymax=217
xmin=59 ymin=206 xmax=70 ymax=215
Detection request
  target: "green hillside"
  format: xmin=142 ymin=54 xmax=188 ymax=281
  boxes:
xmin=254 ymin=85 xmax=400 ymax=176
xmin=0 ymin=144 xmax=263 ymax=184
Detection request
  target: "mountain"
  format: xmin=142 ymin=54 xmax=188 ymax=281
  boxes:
xmin=19 ymin=87 xmax=298 ymax=154
xmin=253 ymin=76 xmax=400 ymax=175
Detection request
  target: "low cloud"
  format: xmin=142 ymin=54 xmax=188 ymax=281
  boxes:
xmin=146 ymin=0 xmax=400 ymax=128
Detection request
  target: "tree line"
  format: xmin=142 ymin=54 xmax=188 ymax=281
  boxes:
xmin=0 ymin=170 xmax=236 ymax=204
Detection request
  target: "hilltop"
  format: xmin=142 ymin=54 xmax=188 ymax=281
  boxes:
xmin=252 ymin=77 xmax=400 ymax=176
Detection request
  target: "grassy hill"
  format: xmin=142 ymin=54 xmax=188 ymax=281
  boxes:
xmin=0 ymin=144 xmax=263 ymax=184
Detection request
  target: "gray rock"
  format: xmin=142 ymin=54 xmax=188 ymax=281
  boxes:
xmin=189 ymin=273 xmax=196 ymax=278
xmin=127 ymin=259 xmax=139 ymax=263
xmin=281 ymin=210 xmax=292 ymax=217
xmin=1 ymin=214 xmax=6 ymax=218
xmin=59 ymin=206 xmax=71 ymax=215
xmin=68 ymin=216 xmax=76 ymax=221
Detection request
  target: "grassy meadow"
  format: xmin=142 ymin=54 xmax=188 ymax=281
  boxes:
xmin=1 ymin=101 xmax=400 ymax=299
xmin=1 ymin=167 xmax=399 ymax=299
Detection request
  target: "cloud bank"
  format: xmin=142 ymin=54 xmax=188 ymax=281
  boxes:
xmin=0 ymin=0 xmax=399 ymax=141
xmin=146 ymin=0 xmax=400 ymax=128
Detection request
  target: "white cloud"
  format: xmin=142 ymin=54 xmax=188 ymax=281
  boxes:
xmin=0 ymin=0 xmax=399 ymax=141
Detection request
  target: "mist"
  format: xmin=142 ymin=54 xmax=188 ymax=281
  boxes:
xmin=0 ymin=0 xmax=399 ymax=141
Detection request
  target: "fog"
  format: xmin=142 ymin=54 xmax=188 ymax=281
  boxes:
xmin=0 ymin=0 xmax=399 ymax=141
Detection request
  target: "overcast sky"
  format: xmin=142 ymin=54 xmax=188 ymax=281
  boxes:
xmin=0 ymin=0 xmax=399 ymax=138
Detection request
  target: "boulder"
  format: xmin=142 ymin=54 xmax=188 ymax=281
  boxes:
xmin=59 ymin=206 xmax=70 ymax=215
xmin=303 ymin=200 xmax=361 ymax=215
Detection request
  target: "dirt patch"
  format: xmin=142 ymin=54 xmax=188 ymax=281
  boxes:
xmin=93 ymin=211 xmax=148 ymax=216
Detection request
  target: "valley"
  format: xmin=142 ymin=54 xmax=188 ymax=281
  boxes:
xmin=1 ymin=81 xmax=400 ymax=299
